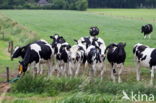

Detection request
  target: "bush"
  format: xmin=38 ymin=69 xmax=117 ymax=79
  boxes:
xmin=75 ymin=0 xmax=88 ymax=11
xmin=0 ymin=0 xmax=88 ymax=10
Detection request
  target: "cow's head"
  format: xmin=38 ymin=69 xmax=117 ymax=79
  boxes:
xmin=141 ymin=26 xmax=145 ymax=33
xmin=89 ymin=26 xmax=99 ymax=36
xmin=50 ymin=34 xmax=65 ymax=47
xmin=56 ymin=43 xmax=71 ymax=60
xmin=18 ymin=61 xmax=28 ymax=75
xmin=69 ymin=45 xmax=81 ymax=63
xmin=12 ymin=46 xmax=24 ymax=60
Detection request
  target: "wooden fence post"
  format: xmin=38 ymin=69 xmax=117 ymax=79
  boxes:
xmin=8 ymin=41 xmax=14 ymax=60
xmin=6 ymin=67 xmax=9 ymax=82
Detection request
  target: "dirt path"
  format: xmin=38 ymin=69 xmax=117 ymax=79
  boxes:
xmin=0 ymin=83 xmax=10 ymax=103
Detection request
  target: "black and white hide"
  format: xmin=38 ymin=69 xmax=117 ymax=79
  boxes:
xmin=12 ymin=39 xmax=48 ymax=59
xmin=13 ymin=40 xmax=49 ymax=74
xmin=50 ymin=34 xmax=66 ymax=50
xmin=54 ymin=42 xmax=71 ymax=76
xmin=86 ymin=44 xmax=105 ymax=80
xmin=105 ymin=42 xmax=126 ymax=83
xmin=133 ymin=43 xmax=156 ymax=85
xmin=68 ymin=43 xmax=86 ymax=77
xmin=18 ymin=41 xmax=54 ymax=77
xmin=141 ymin=24 xmax=153 ymax=39
xmin=89 ymin=26 xmax=99 ymax=36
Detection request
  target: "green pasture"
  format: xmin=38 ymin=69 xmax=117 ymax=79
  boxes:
xmin=0 ymin=9 xmax=156 ymax=67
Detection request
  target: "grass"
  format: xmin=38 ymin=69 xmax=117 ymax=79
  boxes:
xmin=4 ymin=73 xmax=156 ymax=103
xmin=88 ymin=9 xmax=156 ymax=22
xmin=0 ymin=9 xmax=156 ymax=67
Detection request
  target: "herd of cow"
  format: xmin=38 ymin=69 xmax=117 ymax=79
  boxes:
xmin=11 ymin=24 xmax=155 ymax=85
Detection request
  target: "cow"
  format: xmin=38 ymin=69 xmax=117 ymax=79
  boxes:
xmin=12 ymin=40 xmax=49 ymax=74
xmin=50 ymin=34 xmax=71 ymax=76
xmin=50 ymin=34 xmax=66 ymax=50
xmin=54 ymin=42 xmax=71 ymax=76
xmin=12 ymin=39 xmax=48 ymax=60
xmin=89 ymin=26 xmax=99 ymax=36
xmin=141 ymin=24 xmax=153 ymax=39
xmin=75 ymin=35 xmax=106 ymax=78
xmin=105 ymin=42 xmax=126 ymax=83
xmin=18 ymin=41 xmax=54 ymax=77
xmin=133 ymin=43 xmax=156 ymax=85
xmin=85 ymin=43 xmax=105 ymax=80
xmin=68 ymin=43 xmax=86 ymax=77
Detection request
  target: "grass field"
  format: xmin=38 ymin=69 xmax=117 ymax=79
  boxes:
xmin=0 ymin=9 xmax=156 ymax=103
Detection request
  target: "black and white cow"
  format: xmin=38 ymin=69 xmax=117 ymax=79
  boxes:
xmin=68 ymin=43 xmax=86 ymax=77
xmin=13 ymin=40 xmax=49 ymax=74
xmin=50 ymin=34 xmax=71 ymax=76
xmin=133 ymin=43 xmax=156 ymax=85
xmin=141 ymin=24 xmax=153 ymax=39
xmin=12 ymin=39 xmax=48 ymax=60
xmin=75 ymin=36 xmax=106 ymax=78
xmin=105 ymin=42 xmax=126 ymax=83
xmin=54 ymin=42 xmax=71 ymax=76
xmin=89 ymin=26 xmax=99 ymax=36
xmin=85 ymin=43 xmax=105 ymax=80
xmin=18 ymin=41 xmax=54 ymax=77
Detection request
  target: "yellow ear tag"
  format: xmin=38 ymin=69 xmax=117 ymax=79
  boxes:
xmin=19 ymin=65 xmax=23 ymax=73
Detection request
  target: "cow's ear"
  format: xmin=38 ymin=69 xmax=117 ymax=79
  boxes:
xmin=60 ymin=36 xmax=63 ymax=39
xmin=98 ymin=42 xmax=102 ymax=46
xmin=74 ymin=39 xmax=78 ymax=43
xmin=19 ymin=61 xmax=22 ymax=64
xmin=50 ymin=36 xmax=54 ymax=39
xmin=67 ymin=45 xmax=71 ymax=50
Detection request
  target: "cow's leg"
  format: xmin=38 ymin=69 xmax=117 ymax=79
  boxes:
xmin=111 ymin=64 xmax=116 ymax=82
xmin=118 ymin=64 xmax=124 ymax=83
xmin=68 ymin=62 xmax=73 ymax=77
xmin=150 ymin=67 xmax=155 ymax=86
xmin=149 ymin=34 xmax=151 ymax=39
xmin=100 ymin=62 xmax=105 ymax=80
xmin=47 ymin=60 xmax=52 ymax=77
xmin=33 ymin=63 xmax=37 ymax=77
xmin=75 ymin=63 xmax=81 ymax=77
xmin=136 ymin=63 xmax=141 ymax=81
xmin=144 ymin=35 xmax=147 ymax=39
xmin=40 ymin=64 xmax=43 ymax=75
xmin=64 ymin=63 xmax=68 ymax=77
xmin=88 ymin=64 xmax=94 ymax=80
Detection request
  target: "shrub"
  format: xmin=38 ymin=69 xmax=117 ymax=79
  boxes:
xmin=52 ymin=0 xmax=66 ymax=9
xmin=75 ymin=0 xmax=88 ymax=11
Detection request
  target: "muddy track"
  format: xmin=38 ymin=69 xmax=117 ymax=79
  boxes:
xmin=0 ymin=82 xmax=10 ymax=103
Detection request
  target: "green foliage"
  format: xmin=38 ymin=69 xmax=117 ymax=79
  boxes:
xmin=12 ymin=74 xmax=82 ymax=96
xmin=75 ymin=0 xmax=88 ymax=11
xmin=88 ymin=0 xmax=156 ymax=8
xmin=12 ymin=73 xmax=156 ymax=98
xmin=57 ymin=92 xmax=115 ymax=103
xmin=0 ymin=0 xmax=88 ymax=10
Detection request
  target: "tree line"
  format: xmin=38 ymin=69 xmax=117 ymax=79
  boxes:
xmin=88 ymin=0 xmax=156 ymax=8
xmin=0 ymin=0 xmax=88 ymax=10
xmin=0 ymin=0 xmax=156 ymax=10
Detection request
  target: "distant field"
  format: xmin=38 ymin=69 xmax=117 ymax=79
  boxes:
xmin=0 ymin=9 xmax=156 ymax=103
xmin=88 ymin=9 xmax=156 ymax=22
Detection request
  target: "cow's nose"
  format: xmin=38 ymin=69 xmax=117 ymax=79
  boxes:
xmin=72 ymin=58 xmax=75 ymax=61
